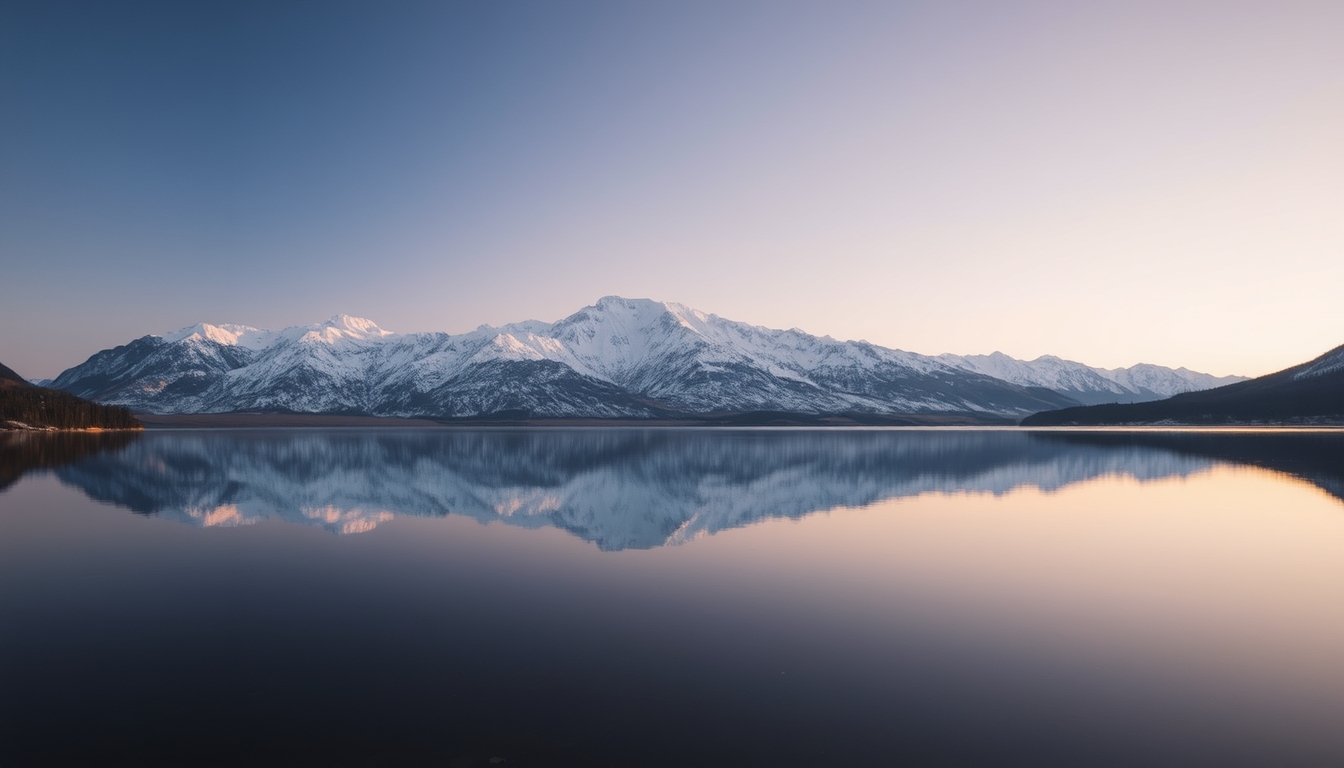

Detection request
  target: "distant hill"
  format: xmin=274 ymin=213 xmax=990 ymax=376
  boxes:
xmin=0 ymin=361 xmax=30 ymax=388
xmin=1022 ymin=344 xmax=1344 ymax=426
xmin=0 ymin=361 xmax=141 ymax=431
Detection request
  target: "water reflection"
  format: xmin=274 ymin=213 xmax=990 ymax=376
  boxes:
xmin=17 ymin=428 xmax=1341 ymax=548
xmin=0 ymin=430 xmax=140 ymax=492
xmin=1038 ymin=430 xmax=1344 ymax=504
xmin=5 ymin=427 xmax=1344 ymax=766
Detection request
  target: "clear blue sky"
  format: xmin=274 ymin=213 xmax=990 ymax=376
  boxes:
xmin=2 ymin=0 xmax=1341 ymax=378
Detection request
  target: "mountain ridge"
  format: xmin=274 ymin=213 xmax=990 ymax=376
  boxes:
xmin=937 ymin=351 xmax=1244 ymax=404
xmin=51 ymin=297 xmax=1240 ymax=421
xmin=0 ymin=361 xmax=29 ymax=389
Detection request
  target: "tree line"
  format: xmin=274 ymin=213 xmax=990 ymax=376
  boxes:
xmin=0 ymin=386 xmax=141 ymax=430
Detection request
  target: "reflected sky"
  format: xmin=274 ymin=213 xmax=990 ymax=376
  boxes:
xmin=2 ymin=428 xmax=1343 ymax=766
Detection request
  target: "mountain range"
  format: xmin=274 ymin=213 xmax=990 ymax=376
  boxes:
xmin=50 ymin=297 xmax=1244 ymax=421
xmin=1023 ymin=343 xmax=1344 ymax=425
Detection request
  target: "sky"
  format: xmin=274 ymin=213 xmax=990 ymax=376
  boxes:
xmin=1 ymin=0 xmax=1340 ymax=379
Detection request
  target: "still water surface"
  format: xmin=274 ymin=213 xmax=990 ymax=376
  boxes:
xmin=2 ymin=428 xmax=1343 ymax=766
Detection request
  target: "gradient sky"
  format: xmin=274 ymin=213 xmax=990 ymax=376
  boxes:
xmin=1 ymin=0 xmax=1340 ymax=379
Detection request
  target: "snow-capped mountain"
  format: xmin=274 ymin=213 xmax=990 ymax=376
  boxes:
xmin=937 ymin=352 xmax=1245 ymax=405
xmin=50 ymin=297 xmax=1233 ymax=419
xmin=51 ymin=298 xmax=1069 ymax=418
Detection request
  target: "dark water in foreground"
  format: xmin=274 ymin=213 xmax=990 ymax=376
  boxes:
xmin=2 ymin=428 xmax=1343 ymax=767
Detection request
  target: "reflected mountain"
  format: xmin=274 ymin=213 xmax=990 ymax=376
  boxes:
xmin=0 ymin=430 xmax=141 ymax=492
xmin=26 ymin=428 xmax=1306 ymax=550
xmin=1035 ymin=430 xmax=1344 ymax=505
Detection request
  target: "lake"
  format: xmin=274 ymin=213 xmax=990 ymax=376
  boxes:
xmin=2 ymin=427 xmax=1343 ymax=766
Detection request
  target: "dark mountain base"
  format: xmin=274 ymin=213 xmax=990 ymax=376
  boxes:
xmin=136 ymin=410 xmax=1015 ymax=428
xmin=1022 ymin=400 xmax=1344 ymax=427
xmin=1023 ymin=406 xmax=1344 ymax=427
xmin=460 ymin=410 xmax=1016 ymax=427
xmin=134 ymin=413 xmax=451 ymax=428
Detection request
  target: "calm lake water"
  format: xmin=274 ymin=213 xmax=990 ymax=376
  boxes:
xmin=2 ymin=428 xmax=1343 ymax=767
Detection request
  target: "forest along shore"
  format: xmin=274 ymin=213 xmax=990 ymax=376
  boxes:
xmin=0 ymin=362 xmax=141 ymax=431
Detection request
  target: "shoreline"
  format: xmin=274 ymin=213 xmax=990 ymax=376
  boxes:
xmin=128 ymin=413 xmax=1344 ymax=430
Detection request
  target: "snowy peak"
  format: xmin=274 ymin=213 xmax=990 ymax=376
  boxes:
xmin=294 ymin=315 xmax=393 ymax=344
xmin=160 ymin=322 xmax=272 ymax=349
xmin=580 ymin=296 xmax=715 ymax=336
xmin=322 ymin=314 xmax=390 ymax=338
xmin=161 ymin=316 xmax=392 ymax=350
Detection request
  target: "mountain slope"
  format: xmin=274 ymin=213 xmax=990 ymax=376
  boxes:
xmin=1022 ymin=344 xmax=1344 ymax=425
xmin=0 ymin=361 xmax=29 ymax=388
